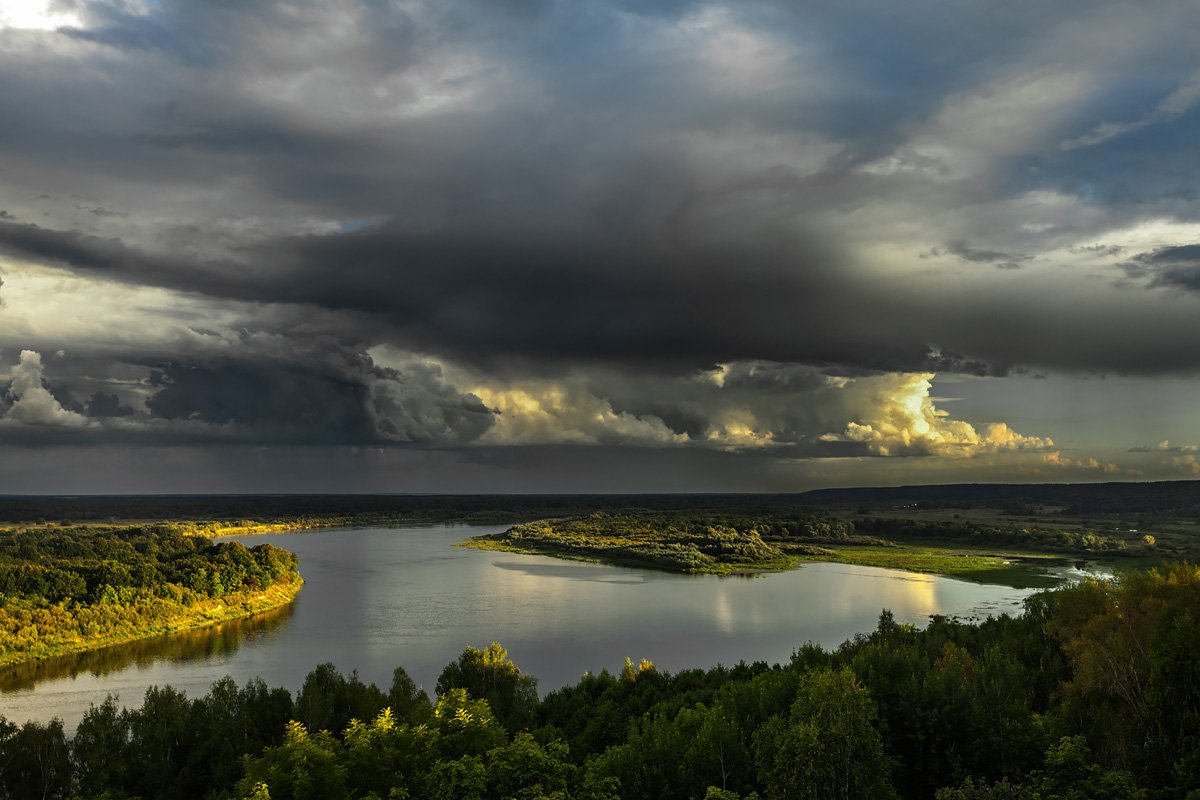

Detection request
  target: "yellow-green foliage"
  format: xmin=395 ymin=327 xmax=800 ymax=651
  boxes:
xmin=0 ymin=525 xmax=302 ymax=665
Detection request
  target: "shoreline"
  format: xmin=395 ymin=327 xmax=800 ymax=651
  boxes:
xmin=0 ymin=576 xmax=304 ymax=668
xmin=456 ymin=537 xmax=1076 ymax=589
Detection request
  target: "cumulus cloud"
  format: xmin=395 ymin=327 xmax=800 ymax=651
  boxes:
xmin=1172 ymin=455 xmax=1200 ymax=476
xmin=368 ymin=358 xmax=494 ymax=444
xmin=472 ymin=383 xmax=686 ymax=447
xmin=411 ymin=361 xmax=1048 ymax=458
xmin=2 ymin=350 xmax=91 ymax=428
xmin=819 ymin=373 xmax=1052 ymax=457
xmin=1129 ymin=439 xmax=1200 ymax=453
xmin=1041 ymin=451 xmax=1121 ymax=473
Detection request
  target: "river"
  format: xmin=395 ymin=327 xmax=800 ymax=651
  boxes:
xmin=0 ymin=524 xmax=1050 ymax=730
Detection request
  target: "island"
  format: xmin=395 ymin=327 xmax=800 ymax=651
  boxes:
xmin=457 ymin=508 xmax=1140 ymax=588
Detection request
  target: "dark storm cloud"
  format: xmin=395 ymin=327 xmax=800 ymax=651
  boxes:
xmin=0 ymin=318 xmax=494 ymax=446
xmin=48 ymin=385 xmax=86 ymax=415
xmin=0 ymin=222 xmax=132 ymax=270
xmin=86 ymin=391 xmax=135 ymax=418
xmin=143 ymin=362 xmax=375 ymax=440
xmin=3 ymin=0 xmax=1200 ymax=464
xmin=130 ymin=347 xmax=495 ymax=445
xmin=0 ymin=217 xmax=1015 ymax=377
xmin=1124 ymin=244 xmax=1200 ymax=291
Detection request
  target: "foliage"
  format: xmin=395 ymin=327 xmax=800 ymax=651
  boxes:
xmin=436 ymin=643 xmax=539 ymax=733
xmin=0 ymin=525 xmax=301 ymax=664
xmin=752 ymin=668 xmax=895 ymax=800
xmin=857 ymin=516 xmax=1129 ymax=555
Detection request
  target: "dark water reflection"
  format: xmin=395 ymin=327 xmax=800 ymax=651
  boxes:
xmin=0 ymin=524 xmax=1043 ymax=731
xmin=0 ymin=602 xmax=294 ymax=693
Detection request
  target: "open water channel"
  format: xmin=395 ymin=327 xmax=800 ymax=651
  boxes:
xmin=1 ymin=524 xmax=1053 ymax=730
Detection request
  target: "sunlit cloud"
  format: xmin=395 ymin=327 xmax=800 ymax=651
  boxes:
xmin=1130 ymin=439 xmax=1200 ymax=453
xmin=0 ymin=0 xmax=80 ymax=30
xmin=820 ymin=373 xmax=1052 ymax=458
xmin=471 ymin=383 xmax=686 ymax=447
xmin=1172 ymin=455 xmax=1200 ymax=476
xmin=1041 ymin=451 xmax=1121 ymax=474
xmin=1 ymin=350 xmax=91 ymax=428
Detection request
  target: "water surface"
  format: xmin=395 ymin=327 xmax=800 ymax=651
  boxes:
xmin=1 ymin=524 xmax=1044 ymax=729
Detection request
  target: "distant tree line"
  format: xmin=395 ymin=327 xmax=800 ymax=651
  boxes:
xmin=855 ymin=517 xmax=1129 ymax=555
xmin=3 ymin=564 xmax=1198 ymax=799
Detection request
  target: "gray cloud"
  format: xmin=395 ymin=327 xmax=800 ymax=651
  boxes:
xmin=86 ymin=391 xmax=135 ymax=418
xmin=937 ymin=241 xmax=1034 ymax=270
xmin=2 ymin=0 xmax=1200 ymax=485
xmin=1124 ymin=244 xmax=1200 ymax=291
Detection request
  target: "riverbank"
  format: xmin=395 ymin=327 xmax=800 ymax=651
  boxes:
xmin=784 ymin=543 xmax=1070 ymax=588
xmin=458 ymin=536 xmax=1069 ymax=587
xmin=0 ymin=576 xmax=303 ymax=667
xmin=455 ymin=509 xmax=1091 ymax=589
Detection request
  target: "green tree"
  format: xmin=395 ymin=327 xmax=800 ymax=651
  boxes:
xmin=294 ymin=663 xmax=387 ymax=735
xmin=389 ymin=665 xmax=433 ymax=724
xmin=437 ymin=643 xmax=538 ymax=732
xmin=124 ymin=684 xmax=199 ymax=800
xmin=1023 ymin=736 xmax=1146 ymax=800
xmin=72 ymin=695 xmax=131 ymax=796
xmin=934 ymin=777 xmax=1022 ymax=800
xmin=753 ymin=668 xmax=895 ymax=800
xmin=0 ymin=717 xmax=71 ymax=800
xmin=431 ymin=688 xmax=508 ymax=759
xmin=484 ymin=732 xmax=574 ymax=799
xmin=237 ymin=720 xmax=348 ymax=800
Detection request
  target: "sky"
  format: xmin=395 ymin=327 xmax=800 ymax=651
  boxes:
xmin=1 ymin=0 xmax=1200 ymax=493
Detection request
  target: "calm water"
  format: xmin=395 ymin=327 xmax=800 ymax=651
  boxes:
xmin=1 ymin=524 xmax=1045 ymax=729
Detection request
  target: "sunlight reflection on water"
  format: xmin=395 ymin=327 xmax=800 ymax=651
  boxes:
xmin=1 ymin=524 xmax=1047 ymax=730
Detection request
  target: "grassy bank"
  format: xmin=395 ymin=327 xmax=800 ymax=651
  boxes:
xmin=460 ymin=536 xmax=1066 ymax=587
xmin=457 ymin=511 xmax=1092 ymax=587
xmin=784 ymin=543 xmax=1068 ymax=588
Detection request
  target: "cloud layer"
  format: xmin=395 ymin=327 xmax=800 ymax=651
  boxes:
xmin=2 ymin=0 xmax=1200 ymax=487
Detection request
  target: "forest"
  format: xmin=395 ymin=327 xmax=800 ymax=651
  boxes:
xmin=0 ymin=525 xmax=301 ymax=664
xmin=1 ymin=562 xmax=1197 ymax=800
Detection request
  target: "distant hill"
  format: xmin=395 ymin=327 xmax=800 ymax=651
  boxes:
xmin=800 ymin=480 xmax=1200 ymax=514
xmin=1 ymin=481 xmax=1199 ymax=522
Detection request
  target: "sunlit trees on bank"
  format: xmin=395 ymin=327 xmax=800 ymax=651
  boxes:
xmin=0 ymin=526 xmax=301 ymax=665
